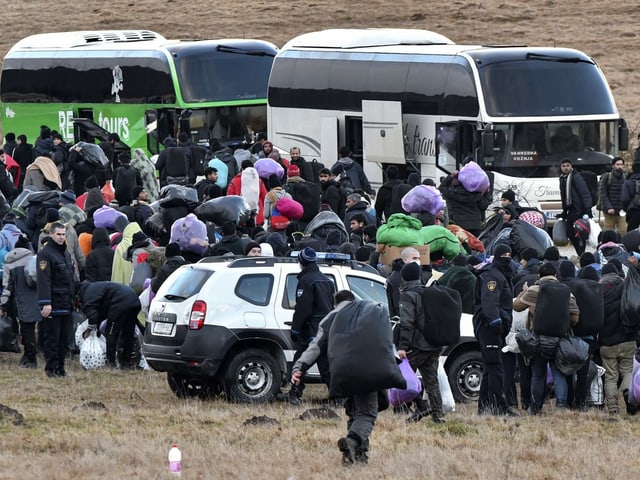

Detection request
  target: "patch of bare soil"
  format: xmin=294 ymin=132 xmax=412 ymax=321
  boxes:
xmin=2 ymin=1 xmax=639 ymax=141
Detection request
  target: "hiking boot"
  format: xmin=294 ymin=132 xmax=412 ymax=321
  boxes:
xmin=354 ymin=449 xmax=369 ymax=464
xmin=337 ymin=437 xmax=358 ymax=465
xmin=623 ymin=390 xmax=638 ymax=415
xmin=502 ymin=407 xmax=520 ymax=417
xmin=288 ymin=391 xmax=301 ymax=406
xmin=431 ymin=414 xmax=446 ymax=424
xmin=405 ymin=409 xmax=430 ymax=424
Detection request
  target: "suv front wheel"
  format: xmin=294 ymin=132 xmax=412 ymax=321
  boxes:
xmin=223 ymin=348 xmax=282 ymax=403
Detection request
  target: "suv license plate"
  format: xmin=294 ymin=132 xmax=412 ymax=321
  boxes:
xmin=153 ymin=322 xmax=174 ymax=336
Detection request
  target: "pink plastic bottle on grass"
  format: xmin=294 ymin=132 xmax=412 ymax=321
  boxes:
xmin=168 ymin=443 xmax=181 ymax=476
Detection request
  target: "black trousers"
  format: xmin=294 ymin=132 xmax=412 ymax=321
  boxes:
xmin=476 ymin=323 xmax=509 ymax=414
xmin=42 ymin=315 xmax=72 ymax=374
xmin=106 ymin=307 xmax=138 ymax=366
xmin=19 ymin=321 xmax=38 ymax=363
xmin=408 ymin=349 xmax=443 ymax=417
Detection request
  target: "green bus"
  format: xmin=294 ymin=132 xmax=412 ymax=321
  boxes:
xmin=0 ymin=30 xmax=278 ymax=153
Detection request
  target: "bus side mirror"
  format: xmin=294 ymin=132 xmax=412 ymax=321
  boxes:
xmin=481 ymin=131 xmax=494 ymax=158
xmin=619 ymin=118 xmax=629 ymax=151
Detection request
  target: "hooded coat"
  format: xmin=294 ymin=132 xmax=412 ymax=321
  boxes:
xmin=0 ymin=247 xmax=33 ymax=306
xmin=85 ymin=228 xmax=115 ymax=282
xmin=111 ymin=222 xmax=141 ymax=284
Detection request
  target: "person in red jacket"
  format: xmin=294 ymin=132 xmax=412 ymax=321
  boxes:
xmin=227 ymin=159 xmax=267 ymax=226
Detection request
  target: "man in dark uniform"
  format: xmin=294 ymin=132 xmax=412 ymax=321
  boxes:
xmin=80 ymin=281 xmax=142 ymax=369
xmin=37 ymin=222 xmax=76 ymax=378
xmin=472 ymin=243 xmax=519 ymax=416
xmin=288 ymin=247 xmax=335 ymax=405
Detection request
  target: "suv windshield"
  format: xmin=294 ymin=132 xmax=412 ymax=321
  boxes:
xmin=162 ymin=267 xmax=212 ymax=301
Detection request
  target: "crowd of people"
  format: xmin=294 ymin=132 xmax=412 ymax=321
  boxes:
xmin=2 ymin=126 xmax=640 ymax=465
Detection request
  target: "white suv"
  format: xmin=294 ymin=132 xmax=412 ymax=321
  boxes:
xmin=142 ymin=254 xmax=388 ymax=403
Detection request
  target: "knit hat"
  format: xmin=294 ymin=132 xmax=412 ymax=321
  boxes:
xmin=355 ymin=246 xmax=371 ymax=262
xmin=131 ymin=231 xmax=150 ymax=247
xmin=165 ymin=242 xmax=181 ymax=258
xmin=401 ymin=261 xmax=422 ymax=281
xmin=501 ymin=189 xmax=516 ymax=203
xmin=298 ymin=247 xmax=317 ymax=265
xmin=623 ymin=230 xmax=640 ymax=254
xmin=267 ymin=174 xmax=281 ymax=190
xmin=46 ymin=208 xmax=60 ymax=223
xmin=600 ymin=230 xmax=618 ymax=245
xmin=244 ymin=241 xmax=261 ymax=256
xmin=493 ymin=243 xmax=512 ymax=258
xmin=520 ymin=247 xmax=538 ymax=262
xmin=60 ymin=190 xmax=76 ymax=204
xmin=84 ymin=176 xmax=100 ymax=190
xmin=132 ymin=185 xmax=145 ymax=199
xmin=222 ymin=221 xmax=236 ymax=236
xmin=543 ymin=246 xmax=560 ymax=262
xmin=601 ymin=263 xmax=619 ymax=276
xmin=609 ymin=258 xmax=624 ymax=275
xmin=288 ymin=165 xmax=300 ymax=177
xmin=579 ymin=252 xmax=596 ymax=268
xmin=579 ymin=265 xmax=599 ymax=281
xmin=558 ymin=260 xmax=576 ymax=279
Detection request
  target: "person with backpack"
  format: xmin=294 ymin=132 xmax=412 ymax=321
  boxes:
xmin=621 ymin=160 xmax=640 ymax=231
xmin=599 ymin=263 xmax=638 ymax=416
xmin=397 ymin=261 xmax=446 ymax=424
xmin=559 ymin=158 xmax=592 ymax=256
xmin=599 ymin=156 xmax=627 ymax=235
xmin=513 ymin=262 xmax=580 ymax=414
xmin=0 ymin=236 xmax=38 ymax=368
xmin=374 ymin=166 xmax=403 ymax=224
xmin=291 ymin=290 xmax=395 ymax=465
xmin=113 ymin=152 xmax=143 ymax=207
xmin=330 ymin=146 xmax=374 ymax=197
xmin=284 ymin=165 xmax=320 ymax=230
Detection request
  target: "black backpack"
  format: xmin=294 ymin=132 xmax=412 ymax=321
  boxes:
xmin=309 ymin=159 xmax=325 ymax=183
xmin=415 ymin=285 xmax=462 ymax=346
xmin=578 ymin=171 xmax=598 ymax=208
xmin=190 ymin=146 xmax=208 ymax=177
xmin=570 ymin=278 xmax=604 ymax=337
xmin=285 ymin=182 xmax=321 ymax=222
xmin=164 ymin=147 xmax=189 ymax=177
xmin=532 ymin=281 xmax=571 ymax=337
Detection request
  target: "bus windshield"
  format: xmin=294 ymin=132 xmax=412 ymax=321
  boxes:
xmin=477 ymin=57 xmax=617 ymax=117
xmin=485 ymin=121 xmax=617 ymax=177
xmin=172 ymin=48 xmax=275 ymax=103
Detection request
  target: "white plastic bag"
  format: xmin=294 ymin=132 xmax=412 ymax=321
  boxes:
xmin=587 ymin=218 xmax=601 ymax=250
xmin=438 ymin=358 xmax=456 ymax=413
xmin=588 ymin=364 xmax=606 ymax=406
xmin=503 ymin=308 xmax=528 ymax=353
xmin=79 ymin=330 xmax=107 ymax=370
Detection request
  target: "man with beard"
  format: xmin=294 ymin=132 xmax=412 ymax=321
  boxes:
xmin=559 ymin=158 xmax=592 ymax=255
xmin=472 ymin=243 xmax=519 ymax=416
xmin=319 ymin=168 xmax=347 ymax=218
xmin=599 ymin=156 xmax=627 ymax=235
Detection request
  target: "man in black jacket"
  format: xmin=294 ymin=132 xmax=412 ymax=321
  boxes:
xmin=599 ymin=264 xmax=637 ymax=415
xmin=472 ymin=243 xmax=519 ymax=416
xmin=80 ymin=281 xmax=141 ymax=369
xmin=374 ymin=166 xmax=403 ymax=224
xmin=113 ymin=152 xmax=143 ymax=207
xmin=599 ymin=156 xmax=627 ymax=235
xmin=37 ymin=222 xmax=77 ymax=377
xmin=319 ymin=168 xmax=347 ymax=218
xmin=559 ymin=158 xmax=592 ymax=255
xmin=398 ymin=262 xmax=445 ymax=424
xmin=288 ymin=247 xmax=335 ymax=404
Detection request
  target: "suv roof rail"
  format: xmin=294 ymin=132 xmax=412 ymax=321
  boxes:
xmin=197 ymin=253 xmax=378 ymax=271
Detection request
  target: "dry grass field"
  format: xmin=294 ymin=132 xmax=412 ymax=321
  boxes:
xmin=2 ymin=2 xmax=640 ymax=478
xmin=0 ymin=351 xmax=639 ymax=479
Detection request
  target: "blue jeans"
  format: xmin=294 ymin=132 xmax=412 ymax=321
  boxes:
xmin=530 ymin=355 xmax=568 ymax=411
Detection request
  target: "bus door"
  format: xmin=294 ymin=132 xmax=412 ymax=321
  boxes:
xmin=345 ymin=116 xmax=363 ymax=165
xmin=361 ymin=100 xmax=404 ymax=165
xmin=145 ymin=109 xmax=177 ymax=155
xmin=435 ymin=122 xmax=476 ymax=175
xmin=320 ymin=117 xmax=339 ymax=165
